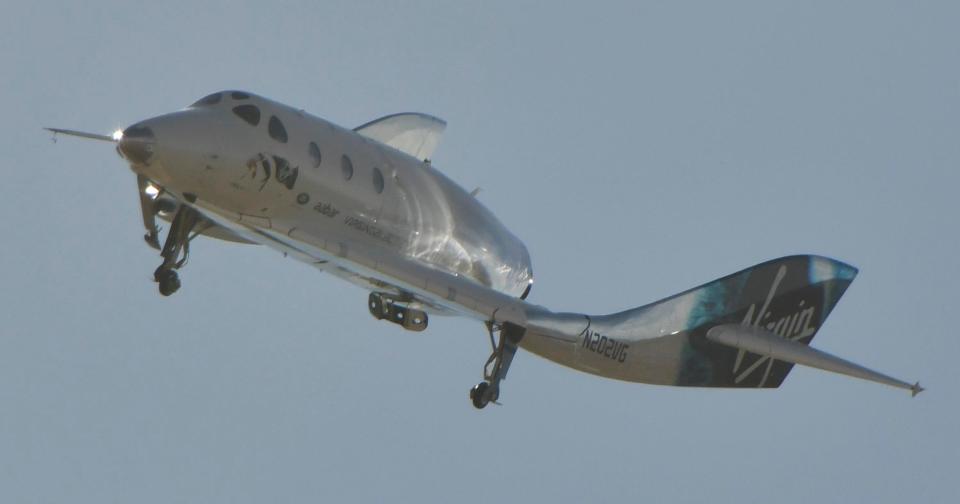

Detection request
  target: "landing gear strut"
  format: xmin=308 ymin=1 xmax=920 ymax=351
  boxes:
xmin=137 ymin=175 xmax=162 ymax=250
xmin=153 ymin=204 xmax=201 ymax=296
xmin=368 ymin=292 xmax=428 ymax=331
xmin=470 ymin=321 xmax=525 ymax=409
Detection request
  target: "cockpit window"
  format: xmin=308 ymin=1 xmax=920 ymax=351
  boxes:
xmin=308 ymin=142 xmax=322 ymax=168
xmin=231 ymin=91 xmax=250 ymax=100
xmin=123 ymin=124 xmax=154 ymax=139
xmin=232 ymin=105 xmax=260 ymax=126
xmin=268 ymin=116 xmax=288 ymax=143
xmin=191 ymin=92 xmax=222 ymax=107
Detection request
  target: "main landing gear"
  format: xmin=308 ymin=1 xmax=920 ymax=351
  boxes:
xmin=153 ymin=205 xmax=202 ymax=296
xmin=368 ymin=292 xmax=429 ymax=331
xmin=470 ymin=321 xmax=525 ymax=409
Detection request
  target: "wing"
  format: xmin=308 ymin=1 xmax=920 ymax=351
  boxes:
xmin=170 ymin=198 xmax=923 ymax=398
xmin=354 ymin=113 xmax=446 ymax=161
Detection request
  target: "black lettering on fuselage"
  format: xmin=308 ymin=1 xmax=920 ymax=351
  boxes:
xmin=312 ymin=200 xmax=340 ymax=218
xmin=581 ymin=330 xmax=628 ymax=363
xmin=343 ymin=216 xmax=406 ymax=248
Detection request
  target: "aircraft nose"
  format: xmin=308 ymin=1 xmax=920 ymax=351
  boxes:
xmin=117 ymin=123 xmax=156 ymax=165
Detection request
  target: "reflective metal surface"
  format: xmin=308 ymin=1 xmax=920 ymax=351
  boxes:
xmin=86 ymin=91 xmax=919 ymax=397
xmin=124 ymin=91 xmax=533 ymax=299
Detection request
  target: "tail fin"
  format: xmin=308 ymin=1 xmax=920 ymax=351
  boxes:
xmin=590 ymin=255 xmax=859 ymax=388
xmin=680 ymin=254 xmax=858 ymax=389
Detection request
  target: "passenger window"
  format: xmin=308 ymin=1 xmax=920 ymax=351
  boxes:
xmin=268 ymin=116 xmax=288 ymax=143
xmin=309 ymin=142 xmax=322 ymax=168
xmin=191 ymin=92 xmax=222 ymax=107
xmin=232 ymin=105 xmax=260 ymax=126
xmin=373 ymin=167 xmax=384 ymax=194
xmin=341 ymin=155 xmax=354 ymax=180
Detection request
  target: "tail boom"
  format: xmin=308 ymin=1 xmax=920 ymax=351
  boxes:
xmin=515 ymin=255 xmax=922 ymax=396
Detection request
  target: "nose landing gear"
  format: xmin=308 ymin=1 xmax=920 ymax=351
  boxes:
xmin=155 ymin=266 xmax=181 ymax=296
xmin=470 ymin=321 xmax=525 ymax=409
xmin=136 ymin=175 xmax=162 ymax=251
xmin=153 ymin=204 xmax=202 ymax=296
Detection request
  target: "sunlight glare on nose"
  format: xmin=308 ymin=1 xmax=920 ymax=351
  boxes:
xmin=112 ymin=129 xmax=124 ymax=141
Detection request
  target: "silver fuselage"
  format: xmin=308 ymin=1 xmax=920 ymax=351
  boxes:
xmin=127 ymin=92 xmax=533 ymax=305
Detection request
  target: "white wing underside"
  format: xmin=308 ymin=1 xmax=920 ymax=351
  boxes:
xmin=354 ymin=113 xmax=446 ymax=161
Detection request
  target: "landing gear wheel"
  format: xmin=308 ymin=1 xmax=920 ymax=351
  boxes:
xmin=151 ymin=205 xmax=200 ymax=297
xmin=401 ymin=311 xmax=428 ymax=332
xmin=470 ymin=381 xmax=495 ymax=409
xmin=368 ymin=293 xmax=385 ymax=320
xmin=157 ymin=269 xmax=180 ymax=296
xmin=468 ymin=321 xmax=525 ymax=410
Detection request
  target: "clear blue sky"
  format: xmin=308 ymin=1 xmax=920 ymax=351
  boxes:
xmin=2 ymin=1 xmax=957 ymax=502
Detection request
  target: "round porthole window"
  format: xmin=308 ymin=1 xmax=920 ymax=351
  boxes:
xmin=309 ymin=142 xmax=322 ymax=168
xmin=373 ymin=167 xmax=384 ymax=194
xmin=341 ymin=155 xmax=354 ymax=180
xmin=268 ymin=116 xmax=288 ymax=143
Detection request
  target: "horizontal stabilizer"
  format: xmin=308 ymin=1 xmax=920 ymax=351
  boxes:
xmin=706 ymin=324 xmax=923 ymax=396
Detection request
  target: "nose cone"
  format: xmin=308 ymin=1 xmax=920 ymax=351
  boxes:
xmin=117 ymin=123 xmax=156 ymax=165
